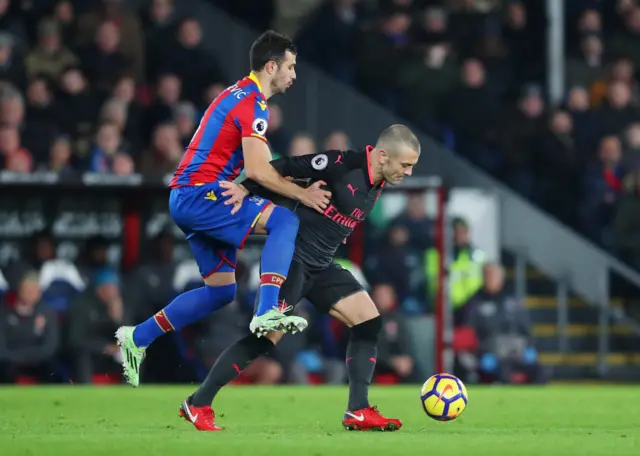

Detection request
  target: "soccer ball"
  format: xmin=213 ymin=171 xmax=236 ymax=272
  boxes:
xmin=420 ymin=373 xmax=468 ymax=421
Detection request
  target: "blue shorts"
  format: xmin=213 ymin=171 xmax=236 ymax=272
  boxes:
xmin=169 ymin=182 xmax=272 ymax=277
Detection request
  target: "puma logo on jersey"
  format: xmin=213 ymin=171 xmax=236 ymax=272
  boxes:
xmin=334 ymin=155 xmax=343 ymax=164
xmin=347 ymin=184 xmax=358 ymax=196
xmin=204 ymin=191 xmax=217 ymax=201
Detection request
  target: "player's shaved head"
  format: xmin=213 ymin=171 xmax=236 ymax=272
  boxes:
xmin=250 ymin=30 xmax=297 ymax=72
xmin=375 ymin=124 xmax=420 ymax=156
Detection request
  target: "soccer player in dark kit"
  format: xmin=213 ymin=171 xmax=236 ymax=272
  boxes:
xmin=179 ymin=124 xmax=421 ymax=432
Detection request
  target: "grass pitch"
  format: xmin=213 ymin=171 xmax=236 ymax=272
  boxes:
xmin=0 ymin=385 xmax=638 ymax=456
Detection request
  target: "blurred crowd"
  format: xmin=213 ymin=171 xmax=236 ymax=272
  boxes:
xmin=1 ymin=0 xmax=603 ymax=386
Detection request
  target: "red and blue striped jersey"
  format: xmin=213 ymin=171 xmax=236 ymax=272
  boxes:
xmin=170 ymin=74 xmax=270 ymax=188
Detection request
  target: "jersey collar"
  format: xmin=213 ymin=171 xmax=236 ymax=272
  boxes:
xmin=365 ymin=145 xmax=385 ymax=188
xmin=248 ymin=72 xmax=265 ymax=97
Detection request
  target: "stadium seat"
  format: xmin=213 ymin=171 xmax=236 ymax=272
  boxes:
xmin=374 ymin=373 xmax=399 ymax=385
xmin=307 ymin=373 xmax=324 ymax=385
xmin=91 ymin=373 xmax=121 ymax=385
xmin=453 ymin=326 xmax=479 ymax=352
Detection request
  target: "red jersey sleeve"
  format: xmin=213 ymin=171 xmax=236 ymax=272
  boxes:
xmin=235 ymin=96 xmax=270 ymax=143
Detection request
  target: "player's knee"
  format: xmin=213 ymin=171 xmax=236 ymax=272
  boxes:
xmin=255 ymin=358 xmax=283 ymax=384
xmin=265 ymin=205 xmax=299 ymax=234
xmin=350 ymin=315 xmax=382 ymax=343
xmin=204 ymin=282 xmax=236 ymax=304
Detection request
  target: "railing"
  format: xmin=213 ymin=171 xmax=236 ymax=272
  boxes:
xmin=181 ymin=0 xmax=640 ymax=375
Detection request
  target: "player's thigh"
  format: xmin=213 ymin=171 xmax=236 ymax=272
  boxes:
xmin=187 ymin=234 xmax=237 ymax=286
xmin=251 ymin=201 xmax=297 ymax=236
xmin=170 ymin=184 xmax=273 ymax=249
xmin=330 ymin=291 xmax=379 ymax=327
xmin=306 ymin=263 xmax=375 ymax=326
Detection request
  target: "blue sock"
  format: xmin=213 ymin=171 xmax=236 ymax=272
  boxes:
xmin=255 ymin=206 xmax=299 ymax=316
xmin=132 ymin=283 xmax=236 ymax=347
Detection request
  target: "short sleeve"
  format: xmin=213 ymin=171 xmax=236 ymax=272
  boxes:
xmin=236 ymin=96 xmax=269 ymax=143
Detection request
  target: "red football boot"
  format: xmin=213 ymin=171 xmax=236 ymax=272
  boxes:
xmin=342 ymin=405 xmax=402 ymax=431
xmin=179 ymin=399 xmax=222 ymax=431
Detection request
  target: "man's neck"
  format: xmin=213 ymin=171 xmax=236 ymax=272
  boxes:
xmin=251 ymin=71 xmax=273 ymax=100
xmin=369 ymin=148 xmax=385 ymax=185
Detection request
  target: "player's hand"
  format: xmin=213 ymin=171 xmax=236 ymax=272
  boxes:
xmin=299 ymin=180 xmax=331 ymax=213
xmin=219 ymin=180 xmax=249 ymax=215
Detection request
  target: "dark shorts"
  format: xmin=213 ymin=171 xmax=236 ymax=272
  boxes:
xmin=255 ymin=260 xmax=364 ymax=314
xmin=169 ymin=183 xmax=272 ymax=278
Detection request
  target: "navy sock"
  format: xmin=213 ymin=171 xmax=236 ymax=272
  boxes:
xmin=133 ymin=283 xmax=236 ymax=347
xmin=255 ymin=206 xmax=299 ymax=316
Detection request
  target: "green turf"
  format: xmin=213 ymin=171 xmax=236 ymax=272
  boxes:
xmin=0 ymin=385 xmax=637 ymax=455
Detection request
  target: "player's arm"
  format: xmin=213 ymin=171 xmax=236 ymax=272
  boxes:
xmin=238 ymin=101 xmax=330 ymax=212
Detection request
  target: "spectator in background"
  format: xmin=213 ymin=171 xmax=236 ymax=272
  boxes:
xmin=0 ymin=33 xmax=26 ymax=91
xmin=56 ymin=67 xmax=99 ymax=143
xmin=76 ymin=0 xmax=145 ymax=81
xmin=98 ymin=98 xmax=137 ymax=151
xmin=46 ymin=135 xmax=74 ymax=176
xmin=25 ymin=18 xmax=78 ymax=82
xmin=614 ymin=170 xmax=640 ymax=270
xmin=444 ymin=59 xmax=501 ymax=174
xmin=174 ymin=101 xmax=196 ymax=148
xmin=143 ymin=73 xmax=181 ymax=140
xmin=24 ymin=77 xmax=60 ymax=163
xmin=565 ymin=34 xmax=606 ymax=91
xmin=582 ymin=135 xmax=624 ymax=246
xmin=158 ymin=18 xmax=226 ymax=103
xmin=288 ymin=133 xmax=316 ymax=157
xmin=427 ymin=217 xmax=485 ymax=314
xmin=323 ymin=130 xmax=351 ymax=151
xmin=0 ymin=0 xmax=28 ymax=53
xmin=78 ymin=21 xmax=131 ymax=95
xmin=141 ymin=0 xmax=180 ymax=81
xmin=53 ymin=0 xmax=76 ymax=45
xmin=89 ymin=121 xmax=124 ymax=173
xmin=499 ymin=84 xmax=546 ymax=199
xmin=366 ymin=223 xmax=428 ymax=314
xmin=463 ymin=263 xmax=544 ymax=384
xmin=356 ymin=6 xmax=412 ymax=108
xmin=0 ymin=123 xmax=31 ymax=171
xmin=371 ymin=283 xmax=414 ymax=382
xmin=140 ymin=122 xmax=182 ymax=175
xmin=593 ymin=81 xmax=639 ymax=141
xmin=565 ymin=86 xmax=595 ymax=152
xmin=112 ymin=152 xmax=135 ymax=175
xmin=296 ymin=0 xmax=366 ymax=84
xmin=68 ymin=269 xmax=126 ymax=383
xmin=0 ymin=273 xmax=59 ymax=383
xmin=111 ymin=75 xmax=143 ymax=147
xmin=389 ymin=191 xmax=433 ymax=251
xmin=538 ymin=109 xmax=581 ymax=228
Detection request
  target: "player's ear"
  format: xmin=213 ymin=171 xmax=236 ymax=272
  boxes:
xmin=265 ymin=60 xmax=278 ymax=75
xmin=379 ymin=149 xmax=389 ymax=164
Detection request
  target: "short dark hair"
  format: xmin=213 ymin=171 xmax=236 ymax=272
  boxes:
xmin=249 ymin=30 xmax=297 ymax=72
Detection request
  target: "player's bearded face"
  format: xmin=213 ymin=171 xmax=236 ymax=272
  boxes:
xmin=272 ymin=52 xmax=297 ymax=94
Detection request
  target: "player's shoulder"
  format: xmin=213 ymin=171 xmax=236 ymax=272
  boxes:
xmin=335 ymin=148 xmax=367 ymax=169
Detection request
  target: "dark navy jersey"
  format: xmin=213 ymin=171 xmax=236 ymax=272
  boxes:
xmin=242 ymin=146 xmax=384 ymax=269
